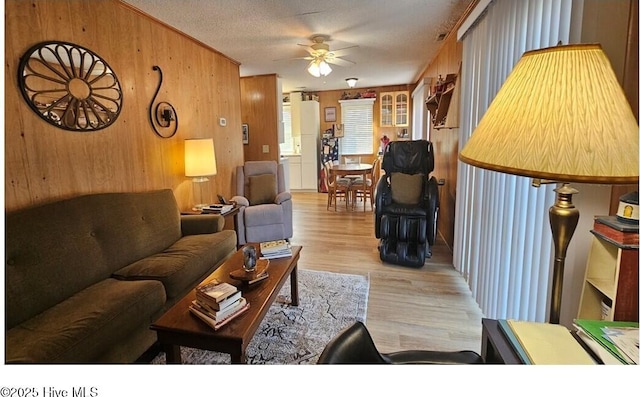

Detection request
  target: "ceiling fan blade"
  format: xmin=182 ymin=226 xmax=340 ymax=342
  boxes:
xmin=297 ymin=44 xmax=316 ymax=55
xmin=329 ymin=45 xmax=359 ymax=57
xmin=326 ymin=57 xmax=355 ymax=67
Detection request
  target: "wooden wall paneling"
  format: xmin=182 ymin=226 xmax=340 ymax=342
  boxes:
xmin=240 ymin=74 xmax=280 ymax=163
xmin=418 ymin=33 xmax=463 ymax=251
xmin=5 ymin=0 xmax=244 ymax=212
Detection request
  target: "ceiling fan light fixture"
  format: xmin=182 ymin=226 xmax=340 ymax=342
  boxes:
xmin=307 ymin=60 xmax=321 ymax=77
xmin=319 ymin=60 xmax=332 ymax=76
xmin=308 ymin=59 xmax=332 ymax=77
xmin=346 ymin=78 xmax=358 ymax=88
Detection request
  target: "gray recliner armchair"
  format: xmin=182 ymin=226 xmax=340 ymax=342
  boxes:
xmin=231 ymin=160 xmax=293 ymax=245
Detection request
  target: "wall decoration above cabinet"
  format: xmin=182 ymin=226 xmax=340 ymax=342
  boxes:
xmin=18 ymin=41 xmax=123 ymax=131
xmin=380 ymin=91 xmax=409 ymax=127
xmin=425 ymin=73 xmax=457 ymax=129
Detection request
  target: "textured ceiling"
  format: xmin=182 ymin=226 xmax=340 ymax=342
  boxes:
xmin=123 ymin=0 xmax=472 ymax=92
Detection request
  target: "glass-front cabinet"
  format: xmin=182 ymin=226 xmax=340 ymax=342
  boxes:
xmin=380 ymin=91 xmax=409 ymax=127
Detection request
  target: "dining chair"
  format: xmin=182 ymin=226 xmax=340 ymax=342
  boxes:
xmin=323 ymin=161 xmax=351 ymax=211
xmin=349 ymin=157 xmax=379 ymax=212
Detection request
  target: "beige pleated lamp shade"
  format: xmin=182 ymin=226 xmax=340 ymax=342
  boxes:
xmin=460 ymin=44 xmax=639 ymax=184
xmin=185 ymin=138 xmax=217 ymax=177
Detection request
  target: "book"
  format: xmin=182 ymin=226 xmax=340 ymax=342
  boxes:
xmin=245 ymin=272 xmax=269 ymax=285
xmin=192 ymin=297 xmax=247 ymax=321
xmin=260 ymin=251 xmax=292 ymax=259
xmin=202 ymin=204 xmax=234 ymax=215
xmin=259 ymin=240 xmax=290 ymax=255
xmin=592 ymin=217 xmax=639 ymax=246
xmin=497 ymin=319 xmax=532 ymax=364
xmin=198 ymin=289 xmax=242 ymax=311
xmin=189 ymin=301 xmax=250 ymax=331
xmin=573 ymin=319 xmax=639 ymax=364
xmin=506 ymin=320 xmax=595 ymax=364
xmin=195 ymin=280 xmax=237 ymax=303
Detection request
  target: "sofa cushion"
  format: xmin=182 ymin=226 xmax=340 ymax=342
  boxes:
xmin=390 ymin=173 xmax=424 ymax=205
xmin=248 ymin=174 xmax=277 ymax=205
xmin=113 ymin=230 xmax=237 ymax=301
xmin=5 ymin=189 xmax=181 ymax=329
xmin=5 ymin=278 xmax=166 ymax=363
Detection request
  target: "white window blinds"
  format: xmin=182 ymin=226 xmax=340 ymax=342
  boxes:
xmin=339 ymin=98 xmax=375 ymax=155
xmin=454 ymin=0 xmax=574 ymax=322
xmin=279 ymin=104 xmax=293 ymax=154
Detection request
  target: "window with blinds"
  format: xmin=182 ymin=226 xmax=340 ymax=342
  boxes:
xmin=339 ymin=98 xmax=375 ymax=155
xmin=279 ymin=104 xmax=293 ymax=154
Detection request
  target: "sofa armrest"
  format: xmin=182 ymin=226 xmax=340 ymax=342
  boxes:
xmin=232 ymin=196 xmax=249 ymax=207
xmin=274 ymin=191 xmax=291 ymax=205
xmin=181 ymin=214 xmax=224 ymax=235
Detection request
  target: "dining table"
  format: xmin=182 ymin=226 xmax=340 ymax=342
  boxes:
xmin=331 ymin=163 xmax=373 ymax=178
xmin=330 ymin=163 xmax=373 ymax=210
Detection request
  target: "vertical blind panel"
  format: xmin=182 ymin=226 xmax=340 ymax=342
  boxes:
xmin=340 ymin=102 xmax=373 ymax=155
xmin=454 ymin=0 xmax=573 ymax=322
xmin=412 ymin=83 xmax=425 ymax=139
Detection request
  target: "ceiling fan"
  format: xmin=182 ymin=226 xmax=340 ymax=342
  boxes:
xmin=296 ymin=35 xmax=357 ymax=77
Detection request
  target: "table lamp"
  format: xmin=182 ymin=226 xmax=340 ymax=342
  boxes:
xmin=459 ymin=44 xmax=639 ymax=324
xmin=185 ymin=138 xmax=217 ymax=210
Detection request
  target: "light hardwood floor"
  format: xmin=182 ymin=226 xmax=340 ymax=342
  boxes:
xmin=288 ymin=191 xmax=485 ymax=354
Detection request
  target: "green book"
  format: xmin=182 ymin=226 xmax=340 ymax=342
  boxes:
xmin=573 ymin=319 xmax=639 ymax=364
xmin=498 ymin=319 xmax=532 ymax=364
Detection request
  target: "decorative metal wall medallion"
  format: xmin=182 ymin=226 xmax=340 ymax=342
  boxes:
xmin=18 ymin=41 xmax=123 ymax=131
xmin=149 ymin=65 xmax=178 ymax=138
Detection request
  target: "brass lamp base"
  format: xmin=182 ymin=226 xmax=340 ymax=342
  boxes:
xmin=548 ymin=183 xmax=579 ymax=324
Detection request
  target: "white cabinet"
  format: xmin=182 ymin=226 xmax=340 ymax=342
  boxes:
xmin=380 ymin=91 xmax=409 ymax=127
xmin=288 ymin=156 xmax=302 ymax=190
xmin=288 ymin=96 xmax=319 ymax=191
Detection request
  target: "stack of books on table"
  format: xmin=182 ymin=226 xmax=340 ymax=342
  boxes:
xmin=201 ymin=204 xmax=234 ymax=215
xmin=189 ymin=280 xmax=249 ymax=331
xmin=259 ymin=239 xmax=292 ymax=259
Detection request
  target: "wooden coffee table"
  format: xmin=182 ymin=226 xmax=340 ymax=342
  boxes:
xmin=150 ymin=244 xmax=302 ymax=364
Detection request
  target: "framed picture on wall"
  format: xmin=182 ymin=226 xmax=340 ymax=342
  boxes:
xmin=242 ymin=124 xmax=249 ymax=144
xmin=324 ymin=107 xmax=336 ymax=122
xmin=334 ymin=123 xmax=344 ymax=138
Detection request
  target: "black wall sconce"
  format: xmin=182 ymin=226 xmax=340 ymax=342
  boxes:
xmin=149 ymin=65 xmax=178 ymax=138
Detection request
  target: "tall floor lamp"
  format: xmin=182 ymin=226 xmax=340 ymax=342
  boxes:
xmin=185 ymin=138 xmax=217 ymax=210
xmin=459 ymin=44 xmax=639 ymax=324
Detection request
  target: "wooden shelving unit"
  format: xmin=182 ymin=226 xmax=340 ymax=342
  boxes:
xmin=577 ymin=216 xmax=639 ymax=322
xmin=425 ymin=73 xmax=457 ymax=129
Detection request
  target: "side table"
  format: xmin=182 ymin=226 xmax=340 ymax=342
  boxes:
xmin=181 ymin=206 xmax=240 ymax=247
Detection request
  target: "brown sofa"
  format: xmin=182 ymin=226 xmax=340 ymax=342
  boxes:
xmin=5 ymin=189 xmax=237 ymax=363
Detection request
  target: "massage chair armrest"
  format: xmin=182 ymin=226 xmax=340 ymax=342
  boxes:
xmin=384 ymin=350 xmax=484 ymax=365
xmin=181 ymin=214 xmax=224 ymax=235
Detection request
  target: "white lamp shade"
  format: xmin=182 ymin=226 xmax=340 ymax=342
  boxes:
xmin=185 ymin=138 xmax=217 ymax=177
xmin=460 ymin=44 xmax=639 ymax=184
xmin=319 ymin=60 xmax=332 ymax=76
xmin=307 ymin=61 xmax=321 ymax=77
xmin=346 ymin=78 xmax=358 ymax=88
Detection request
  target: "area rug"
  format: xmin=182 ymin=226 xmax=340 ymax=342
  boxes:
xmin=151 ymin=269 xmax=369 ymax=364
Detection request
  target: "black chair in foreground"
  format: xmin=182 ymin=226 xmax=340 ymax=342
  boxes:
xmin=317 ymin=321 xmax=483 ymax=364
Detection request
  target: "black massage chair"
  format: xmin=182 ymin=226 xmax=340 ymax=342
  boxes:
xmin=375 ymin=140 xmax=440 ymax=268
